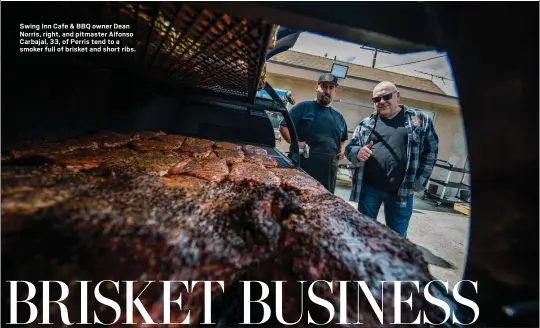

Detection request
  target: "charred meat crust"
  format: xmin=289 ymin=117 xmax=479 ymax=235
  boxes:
xmin=214 ymin=142 xmax=242 ymax=151
xmin=228 ymin=162 xmax=280 ymax=187
xmin=174 ymin=158 xmax=230 ymax=183
xmin=242 ymin=145 xmax=268 ymax=156
xmin=214 ymin=148 xmax=245 ymax=164
xmin=244 ymin=154 xmax=278 ymax=168
xmin=2 ymin=133 xmax=438 ymax=326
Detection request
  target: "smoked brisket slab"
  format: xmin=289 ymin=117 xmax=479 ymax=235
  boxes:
xmin=78 ymin=131 xmax=139 ymax=149
xmin=270 ymin=168 xmax=329 ymax=197
xmin=214 ymin=148 xmax=245 ymax=165
xmin=228 ymin=162 xmax=280 ymax=187
xmin=2 ymin=132 xmax=442 ymax=327
xmin=96 ymin=151 xmax=185 ymax=178
xmin=133 ymin=130 xmax=166 ymax=140
xmin=174 ymin=158 xmax=230 ymax=183
xmin=276 ymin=193 xmax=435 ymax=326
xmin=2 ymin=176 xmax=297 ymax=326
xmin=242 ymin=145 xmax=268 ymax=156
xmin=214 ymin=142 xmax=242 ymax=151
xmin=151 ymin=134 xmax=186 ymax=148
xmin=130 ymin=139 xmax=182 ymax=153
xmin=244 ymin=154 xmax=278 ymax=168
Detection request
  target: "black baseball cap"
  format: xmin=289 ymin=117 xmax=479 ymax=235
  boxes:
xmin=318 ymin=73 xmax=338 ymax=85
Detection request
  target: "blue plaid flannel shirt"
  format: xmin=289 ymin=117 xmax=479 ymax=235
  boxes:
xmin=344 ymin=106 xmax=439 ymax=206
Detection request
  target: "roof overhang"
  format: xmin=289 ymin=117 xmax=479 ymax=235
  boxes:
xmin=266 ymin=60 xmax=461 ymax=110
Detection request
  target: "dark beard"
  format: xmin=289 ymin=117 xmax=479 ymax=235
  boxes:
xmin=316 ymin=92 xmax=332 ymax=106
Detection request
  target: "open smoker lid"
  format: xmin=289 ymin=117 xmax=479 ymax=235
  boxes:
xmin=17 ymin=2 xmax=275 ymax=104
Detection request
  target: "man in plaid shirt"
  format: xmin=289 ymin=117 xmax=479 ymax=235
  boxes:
xmin=345 ymin=81 xmax=439 ymax=238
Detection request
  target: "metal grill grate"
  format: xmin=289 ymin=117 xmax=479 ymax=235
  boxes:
xmin=273 ymin=155 xmax=295 ymax=169
xmin=98 ymin=2 xmax=272 ymax=100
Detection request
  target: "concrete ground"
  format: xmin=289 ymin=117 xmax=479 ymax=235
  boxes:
xmin=334 ymin=183 xmax=470 ymax=289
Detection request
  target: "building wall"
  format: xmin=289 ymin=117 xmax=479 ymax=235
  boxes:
xmin=267 ymin=72 xmax=470 ymax=189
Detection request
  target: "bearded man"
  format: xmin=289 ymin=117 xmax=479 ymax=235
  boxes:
xmin=279 ymin=73 xmax=348 ymax=194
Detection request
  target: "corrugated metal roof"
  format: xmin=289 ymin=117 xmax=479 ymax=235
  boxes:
xmin=269 ymin=50 xmax=446 ymax=95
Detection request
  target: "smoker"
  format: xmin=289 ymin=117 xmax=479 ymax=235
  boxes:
xmin=2 ymin=2 xmax=537 ymax=327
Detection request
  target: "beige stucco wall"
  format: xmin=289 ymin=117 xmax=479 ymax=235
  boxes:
xmin=267 ymin=72 xmax=471 ymax=191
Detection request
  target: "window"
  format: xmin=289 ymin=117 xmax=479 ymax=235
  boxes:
xmin=265 ymin=111 xmax=284 ymax=130
xmin=257 ymin=88 xmax=290 ymax=130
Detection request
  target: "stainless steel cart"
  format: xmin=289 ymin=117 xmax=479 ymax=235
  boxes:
xmin=423 ymin=159 xmax=471 ymax=207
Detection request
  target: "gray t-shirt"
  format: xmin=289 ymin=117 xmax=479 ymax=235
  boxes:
xmin=364 ymin=108 xmax=408 ymax=193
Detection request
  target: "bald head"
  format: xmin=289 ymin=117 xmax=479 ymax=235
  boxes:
xmin=372 ymin=81 xmax=401 ymax=119
xmin=374 ymin=81 xmax=398 ymax=94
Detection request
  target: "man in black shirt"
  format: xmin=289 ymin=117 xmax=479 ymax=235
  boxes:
xmin=279 ymin=73 xmax=348 ymax=194
xmin=346 ymin=81 xmax=439 ymax=238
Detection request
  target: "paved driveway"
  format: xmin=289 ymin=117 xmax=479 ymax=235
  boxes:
xmin=335 ymin=184 xmax=470 ymax=289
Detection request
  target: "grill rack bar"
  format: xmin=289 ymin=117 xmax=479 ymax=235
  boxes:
xmin=76 ymin=2 xmax=273 ymax=101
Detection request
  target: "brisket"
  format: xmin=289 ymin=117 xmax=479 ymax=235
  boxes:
xmin=2 ymin=133 xmax=443 ymax=327
xmin=242 ymin=145 xmax=268 ymax=156
xmin=129 ymin=139 xmax=181 ymax=153
xmin=179 ymin=143 xmax=213 ymax=158
xmin=151 ymin=134 xmax=186 ymax=148
xmin=276 ymin=193 xmax=434 ymax=326
xmin=214 ymin=148 xmax=245 ymax=164
xmin=270 ymin=168 xmax=329 ymax=197
xmin=2 ymin=177 xmax=294 ymax=326
xmin=133 ymin=130 xmax=166 ymax=140
xmin=244 ymin=154 xmax=278 ymax=168
xmin=174 ymin=158 xmax=229 ymax=183
xmin=97 ymin=152 xmax=186 ymax=177
xmin=79 ymin=131 xmax=138 ymax=149
xmin=228 ymin=162 xmax=280 ymax=187
xmin=5 ymin=138 xmax=99 ymax=161
xmin=214 ymin=141 xmax=242 ymax=151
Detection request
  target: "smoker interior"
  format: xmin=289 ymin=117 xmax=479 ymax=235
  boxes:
xmin=4 ymin=2 xmax=294 ymax=167
xmin=2 ymin=2 xmax=300 ymax=325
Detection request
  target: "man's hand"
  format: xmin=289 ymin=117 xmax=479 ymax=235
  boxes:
xmin=337 ymin=152 xmax=344 ymax=160
xmin=410 ymin=189 xmax=415 ymax=195
xmin=299 ymin=141 xmax=306 ymax=150
xmin=357 ymin=141 xmax=374 ymax=162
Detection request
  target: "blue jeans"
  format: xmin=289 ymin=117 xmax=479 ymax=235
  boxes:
xmin=357 ymin=183 xmax=414 ymax=238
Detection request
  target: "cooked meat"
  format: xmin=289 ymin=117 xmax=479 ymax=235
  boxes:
xmin=2 ymin=165 xmax=61 ymax=190
xmin=97 ymin=152 xmax=185 ymax=177
xmin=79 ymin=131 xmax=138 ymax=148
xmin=207 ymin=151 xmax=218 ymax=159
xmin=160 ymin=175 xmax=210 ymax=190
xmin=183 ymin=137 xmax=214 ymax=148
xmin=129 ymin=139 xmax=181 ymax=153
xmin=214 ymin=141 xmax=241 ymax=151
xmin=214 ymin=148 xmax=245 ymax=164
xmin=228 ymin=162 xmax=280 ymax=187
xmin=276 ymin=193 xmax=434 ymax=326
xmin=242 ymin=145 xmax=268 ymax=156
xmin=5 ymin=138 xmax=99 ymax=161
xmin=167 ymin=156 xmax=193 ymax=175
xmin=151 ymin=134 xmax=186 ymax=148
xmin=1 ymin=188 xmax=71 ymax=216
xmin=179 ymin=143 xmax=213 ymax=159
xmin=270 ymin=168 xmax=328 ymax=197
xmin=244 ymin=154 xmax=278 ymax=168
xmin=2 ymin=180 xmax=293 ymax=325
xmin=133 ymin=130 xmax=166 ymax=140
xmin=175 ymin=158 xmax=229 ymax=183
xmin=2 ymin=135 xmax=441 ymax=326
xmin=52 ymin=149 xmax=103 ymax=172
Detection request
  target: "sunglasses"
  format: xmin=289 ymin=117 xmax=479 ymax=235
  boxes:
xmin=372 ymin=92 xmax=395 ymax=103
